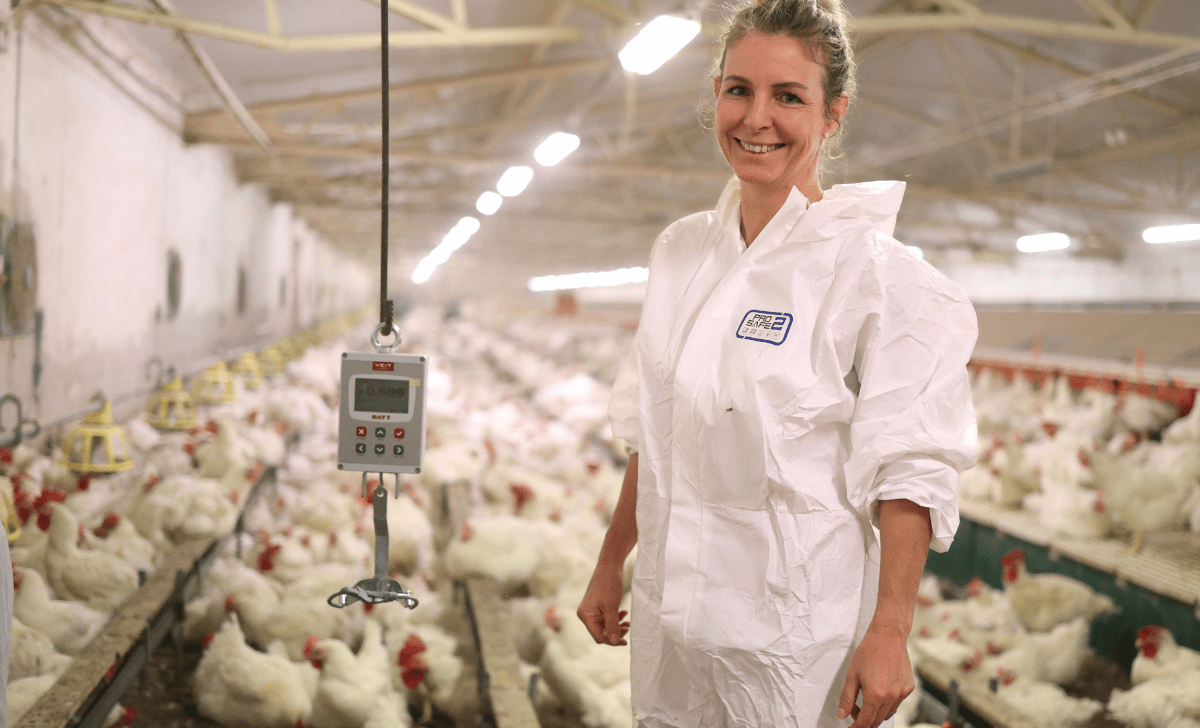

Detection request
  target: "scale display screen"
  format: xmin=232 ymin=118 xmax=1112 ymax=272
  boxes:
xmin=354 ymin=377 xmax=410 ymax=414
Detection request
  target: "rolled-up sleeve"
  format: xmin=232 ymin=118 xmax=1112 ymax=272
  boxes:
xmin=843 ymin=245 xmax=978 ymax=553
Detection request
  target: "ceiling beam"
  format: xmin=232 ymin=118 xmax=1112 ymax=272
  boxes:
xmin=852 ymin=9 xmax=1200 ymax=48
xmin=1072 ymin=0 xmax=1134 ymax=31
xmin=360 ymin=0 xmax=463 ymax=33
xmin=1055 ymin=118 xmax=1200 ymax=171
xmin=44 ymin=0 xmax=584 ymax=51
xmin=851 ymin=45 xmax=1200 ymax=173
xmin=566 ymin=0 xmax=637 ymax=24
xmin=968 ymin=31 xmax=1181 ymax=114
xmin=147 ymin=0 xmax=276 ymax=158
xmin=185 ymin=57 xmax=606 ymax=138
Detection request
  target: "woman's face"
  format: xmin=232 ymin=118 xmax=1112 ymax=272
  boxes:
xmin=714 ymin=30 xmax=846 ymax=196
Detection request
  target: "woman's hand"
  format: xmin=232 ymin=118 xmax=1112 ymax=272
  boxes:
xmin=836 ymin=623 xmax=915 ymax=728
xmin=576 ymin=560 xmax=629 ymax=646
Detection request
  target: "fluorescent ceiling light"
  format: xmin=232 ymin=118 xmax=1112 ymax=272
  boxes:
xmin=906 ymin=245 xmax=925 ymax=260
xmin=619 ymin=15 xmax=701 ymax=75
xmin=453 ymin=216 xmax=480 ymax=236
xmin=496 ymin=166 xmax=533 ymax=197
xmin=476 ymin=191 xmax=502 ymax=216
xmin=534 ymin=132 xmax=581 ymax=167
xmin=1016 ymin=232 xmax=1070 ymax=253
xmin=1142 ymin=223 xmax=1200 ymax=244
xmin=528 ymin=267 xmax=649 ymax=292
xmin=411 ymin=217 xmax=481 ymax=284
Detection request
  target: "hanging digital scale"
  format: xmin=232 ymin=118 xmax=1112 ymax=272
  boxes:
xmin=327 ymin=323 xmax=424 ymax=610
xmin=336 ymin=327 xmax=427 ymax=475
xmin=326 ymin=1 xmax=422 ymax=612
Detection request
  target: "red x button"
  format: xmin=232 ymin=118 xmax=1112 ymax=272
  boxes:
xmin=393 ymin=428 xmax=405 ymax=439
xmin=356 ymin=426 xmax=367 ymax=437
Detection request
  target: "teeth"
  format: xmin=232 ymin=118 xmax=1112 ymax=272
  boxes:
xmin=738 ymin=139 xmax=783 ymax=153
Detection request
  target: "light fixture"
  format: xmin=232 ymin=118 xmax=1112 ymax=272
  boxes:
xmin=411 ymin=217 xmax=481 ymax=284
xmin=534 ymin=132 xmax=581 ymax=166
xmin=496 ymin=166 xmax=533 ymax=197
xmin=1142 ymin=223 xmax=1200 ymax=244
xmin=528 ymin=267 xmax=649 ymax=292
xmin=906 ymin=245 xmax=925 ymax=260
xmin=476 ymin=191 xmax=503 ymax=216
xmin=618 ymin=15 xmax=701 ymax=75
xmin=1016 ymin=232 xmax=1070 ymax=253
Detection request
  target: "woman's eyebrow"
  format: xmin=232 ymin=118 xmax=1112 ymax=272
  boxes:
xmin=723 ymin=75 xmax=809 ymax=91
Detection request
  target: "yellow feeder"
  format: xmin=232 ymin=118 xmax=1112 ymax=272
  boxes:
xmin=146 ymin=374 xmax=198 ymax=430
xmin=259 ymin=345 xmax=284 ymax=377
xmin=2 ymin=491 xmax=21 ymax=544
xmin=232 ymin=352 xmax=265 ymax=390
xmin=63 ymin=399 xmax=135 ymax=474
xmin=194 ymin=362 xmax=238 ymax=404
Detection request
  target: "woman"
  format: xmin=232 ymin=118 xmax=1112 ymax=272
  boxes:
xmin=577 ymin=1 xmax=978 ymax=727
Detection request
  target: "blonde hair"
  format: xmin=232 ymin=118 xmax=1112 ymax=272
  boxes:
xmin=701 ymin=0 xmax=857 ymax=173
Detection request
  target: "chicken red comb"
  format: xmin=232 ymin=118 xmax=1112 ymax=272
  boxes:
xmin=510 ymin=483 xmax=534 ymax=514
xmin=999 ymin=549 xmax=1025 ymax=565
xmin=302 ymin=636 xmax=320 ymax=659
xmin=966 ymin=576 xmax=983 ymax=597
xmin=398 ymin=633 xmax=427 ymax=667
xmin=401 ymin=658 xmax=428 ymax=690
xmin=1136 ymin=625 xmax=1164 ymax=641
xmin=202 ymin=634 xmax=215 ymax=649
xmin=76 ymin=474 xmax=92 ymax=491
xmin=0 ymin=447 xmax=12 ymax=464
xmin=116 ymin=706 xmax=136 ymax=726
xmin=224 ymin=594 xmax=237 ymax=612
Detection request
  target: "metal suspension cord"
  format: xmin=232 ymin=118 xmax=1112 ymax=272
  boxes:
xmin=379 ymin=0 xmax=394 ymax=331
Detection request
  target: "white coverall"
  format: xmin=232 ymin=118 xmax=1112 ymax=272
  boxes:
xmin=608 ymin=178 xmax=978 ymax=728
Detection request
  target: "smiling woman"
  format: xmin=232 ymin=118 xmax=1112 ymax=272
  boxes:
xmin=578 ymin=2 xmax=981 ymax=728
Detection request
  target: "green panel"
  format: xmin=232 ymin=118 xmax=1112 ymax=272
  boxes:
xmin=925 ymin=517 xmax=1200 ymax=673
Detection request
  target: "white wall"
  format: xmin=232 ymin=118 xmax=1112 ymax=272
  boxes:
xmin=937 ymin=244 xmax=1200 ymax=306
xmin=0 ymin=10 xmax=371 ymax=427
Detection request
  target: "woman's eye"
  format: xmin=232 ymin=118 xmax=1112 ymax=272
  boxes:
xmin=780 ymin=92 xmax=802 ymax=104
xmin=725 ymin=85 xmax=747 ymax=96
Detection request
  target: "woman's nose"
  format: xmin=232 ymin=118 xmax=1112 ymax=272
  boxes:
xmin=744 ymin=96 xmax=771 ymax=130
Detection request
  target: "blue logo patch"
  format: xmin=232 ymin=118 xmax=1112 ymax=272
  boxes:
xmin=736 ymin=310 xmax=792 ymax=345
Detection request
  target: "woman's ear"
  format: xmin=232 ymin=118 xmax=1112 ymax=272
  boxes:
xmin=826 ymin=93 xmax=849 ymax=136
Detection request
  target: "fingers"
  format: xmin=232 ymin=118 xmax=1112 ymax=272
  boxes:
xmin=837 ymin=670 xmax=860 ymax=721
xmin=576 ymin=605 xmax=606 ymax=644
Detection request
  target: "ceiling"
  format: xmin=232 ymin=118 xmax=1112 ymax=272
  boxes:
xmin=25 ymin=0 xmax=1200 ymax=297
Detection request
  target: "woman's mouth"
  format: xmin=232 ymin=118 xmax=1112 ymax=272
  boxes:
xmin=737 ymin=138 xmax=784 ymax=154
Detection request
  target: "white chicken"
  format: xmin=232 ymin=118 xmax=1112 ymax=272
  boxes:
xmin=12 ymin=566 xmax=108 ymax=654
xmin=1131 ymin=625 xmax=1200 ymax=685
xmin=1107 ymin=671 xmax=1200 ymax=728
xmin=193 ymin=615 xmax=314 ymax=728
xmin=195 ymin=418 xmax=257 ymax=478
xmin=1000 ymin=549 xmax=1116 ymax=632
xmin=307 ymin=620 xmax=393 ymax=728
xmin=9 ymin=617 xmax=73 ymax=681
xmin=44 ymin=502 xmax=140 ymax=611
xmin=984 ymin=617 xmax=1091 ymax=686
xmin=1092 ymin=443 xmax=1200 ymax=551
xmin=993 ymin=673 xmax=1102 ymax=727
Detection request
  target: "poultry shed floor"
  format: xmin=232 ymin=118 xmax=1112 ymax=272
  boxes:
xmin=1062 ymin=654 xmax=1130 ymax=728
xmin=121 ymin=636 xmax=459 ymax=728
xmin=118 ymin=631 xmax=1128 ymax=728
